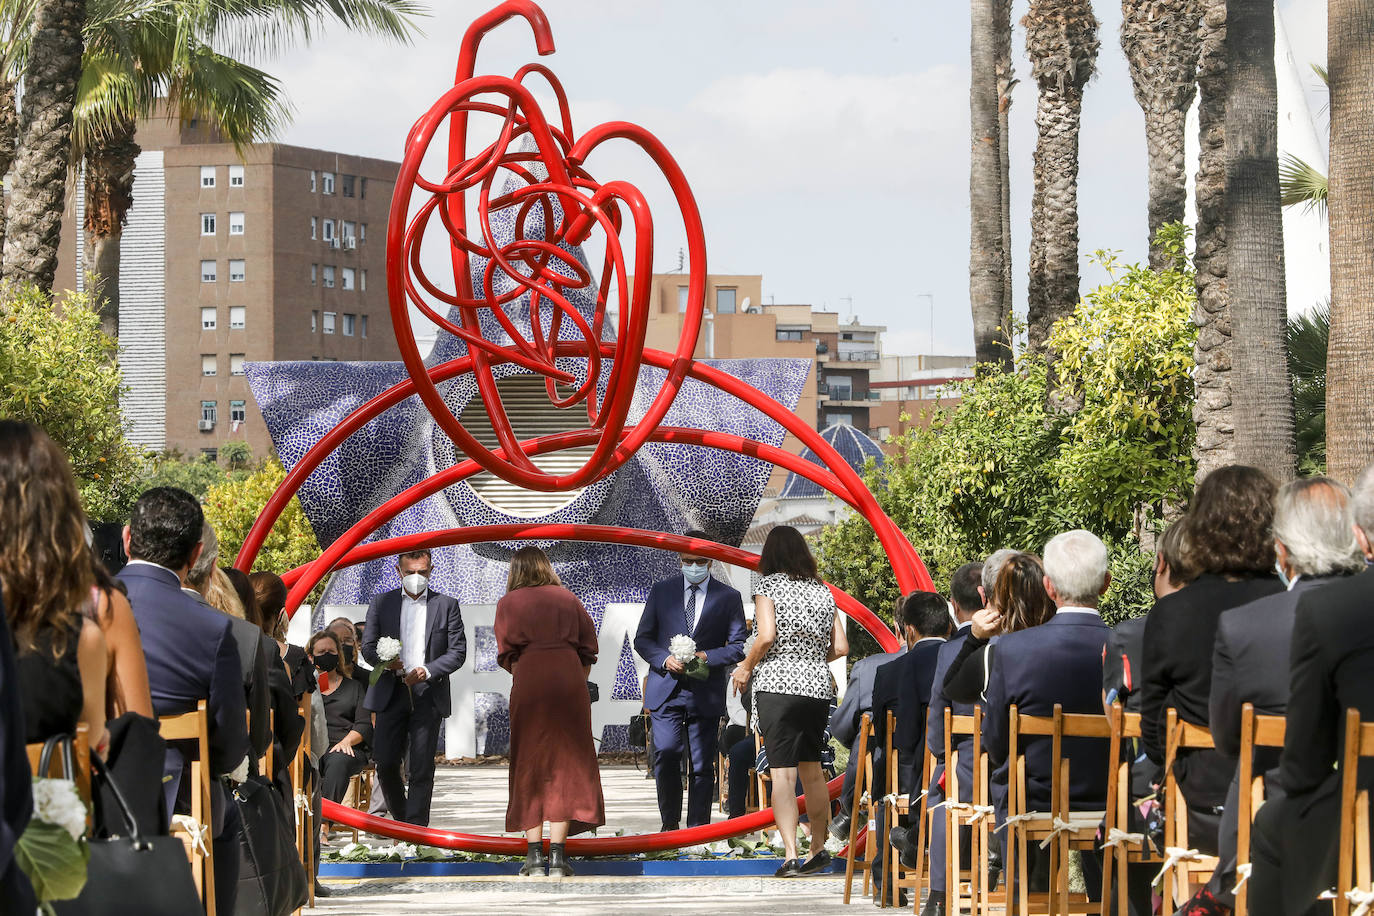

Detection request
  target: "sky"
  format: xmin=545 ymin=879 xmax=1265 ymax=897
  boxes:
xmin=261 ymin=0 xmax=1328 ymax=359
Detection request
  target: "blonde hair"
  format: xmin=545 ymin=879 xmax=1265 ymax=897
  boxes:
xmin=204 ymin=567 xmax=245 ymax=619
xmin=506 ymin=546 xmax=561 ymax=592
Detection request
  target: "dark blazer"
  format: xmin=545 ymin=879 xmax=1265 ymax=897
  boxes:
xmin=360 ymin=588 xmax=466 ymax=716
xmin=983 ymin=611 xmax=1111 ymax=813
xmin=634 ymin=574 xmax=747 ymax=716
xmin=0 ymin=600 xmax=36 ymax=914
xmin=1101 ymin=616 xmax=1146 ymax=712
xmin=262 ymin=635 xmax=305 ymax=775
xmin=198 ymin=595 xmax=272 ymax=760
xmin=873 ymin=637 xmax=944 ymax=796
xmin=119 ymin=562 xmax=249 ymax=777
xmin=830 ymin=647 xmax=906 ymax=747
xmin=928 ymin=623 xmax=977 ymax=801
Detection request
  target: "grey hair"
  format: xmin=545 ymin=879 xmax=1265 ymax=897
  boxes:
xmin=981 ymin=548 xmax=1018 ymax=598
xmin=1352 ymin=464 xmax=1374 ymax=538
xmin=186 ymin=520 xmax=220 ymax=592
xmin=1043 ymin=530 xmax=1110 ymax=607
xmin=1273 ymin=477 xmax=1364 ymax=577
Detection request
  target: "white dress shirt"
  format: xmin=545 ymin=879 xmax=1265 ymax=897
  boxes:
xmin=400 ymin=588 xmax=428 ymax=675
xmin=682 ymin=576 xmax=708 ymax=633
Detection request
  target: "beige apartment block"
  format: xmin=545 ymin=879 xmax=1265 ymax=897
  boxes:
xmin=55 ymin=113 xmax=401 ymax=460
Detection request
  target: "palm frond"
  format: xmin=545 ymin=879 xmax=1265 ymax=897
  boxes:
xmin=1287 ymin=301 xmax=1328 ymax=474
xmin=1286 ymin=301 xmax=1329 ymax=382
xmin=163 ymin=41 xmax=291 ymax=151
xmin=71 ymin=45 xmax=154 ymax=159
xmin=1280 ymin=153 xmax=1328 ymax=219
xmin=1312 ymin=63 xmax=1328 ymax=87
xmin=190 ymin=0 xmax=426 ymax=62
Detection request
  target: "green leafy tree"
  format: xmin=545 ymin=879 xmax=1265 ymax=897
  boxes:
xmin=139 ymin=451 xmax=230 ymax=500
xmin=0 ymin=282 xmax=144 ymax=520
xmin=1287 ymin=302 xmax=1328 ymax=475
xmin=203 ymin=457 xmax=318 ymax=579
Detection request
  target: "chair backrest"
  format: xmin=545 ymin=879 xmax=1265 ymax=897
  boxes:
xmin=159 ymin=700 xmax=215 ymax=916
xmin=945 ymin=708 xmax=981 ymax=802
xmin=25 ymin=724 xmax=92 ymax=805
xmin=1337 ymin=709 xmax=1374 ymax=915
xmin=1008 ymin=705 xmax=1111 ymax=815
xmin=1235 ymin=704 xmax=1287 ymax=915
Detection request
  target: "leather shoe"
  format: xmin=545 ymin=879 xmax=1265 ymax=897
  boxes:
xmin=549 ymin=846 xmax=576 ymax=878
xmin=987 ymin=848 xmax=1003 ymax=890
xmin=828 ymin=811 xmax=851 ymax=841
xmin=660 ymin=822 xmax=679 ymax=833
xmin=797 ymin=849 xmax=832 ymax=875
xmin=313 ymin=881 xmax=333 ymax=898
xmin=774 ymin=858 xmax=803 ymax=878
xmin=918 ymin=894 xmax=945 ymax=916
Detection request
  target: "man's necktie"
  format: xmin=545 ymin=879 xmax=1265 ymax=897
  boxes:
xmin=685 ymin=584 xmax=699 ymax=635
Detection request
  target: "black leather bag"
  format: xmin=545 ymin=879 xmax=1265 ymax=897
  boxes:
xmin=93 ymin=712 xmax=166 ymax=839
xmin=52 ymin=753 xmax=202 ymax=915
xmin=231 ymin=774 xmax=306 ymax=916
xmin=627 ymin=713 xmax=650 ymax=749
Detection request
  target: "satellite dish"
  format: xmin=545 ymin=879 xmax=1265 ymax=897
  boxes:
xmin=741 ymin=296 xmax=752 ymax=311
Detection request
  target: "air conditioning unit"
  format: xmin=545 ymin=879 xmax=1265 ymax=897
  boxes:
xmin=328 ymin=237 xmax=340 ymax=249
xmin=344 ymin=237 xmax=357 ymax=250
xmin=198 ymin=419 xmax=215 ymax=431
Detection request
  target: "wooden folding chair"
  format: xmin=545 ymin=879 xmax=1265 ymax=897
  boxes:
xmin=1100 ymin=706 xmax=1163 ymax=916
xmin=880 ymin=709 xmax=931 ymax=908
xmin=1335 ymin=709 xmax=1374 ymax=916
xmin=843 ymin=712 xmax=878 ymax=903
xmin=754 ymin=732 xmax=772 ymax=822
xmin=1233 ymin=704 xmax=1286 ymax=913
xmin=160 ymin=700 xmax=215 ymax=916
xmin=291 ymin=692 xmax=312 ymax=914
xmin=1159 ymin=709 xmax=1220 ymax=912
xmin=945 ymin=708 xmax=992 ymax=916
xmin=1003 ymin=705 xmax=1109 ymax=916
xmin=26 ymin=723 xmax=92 ymax=806
xmin=343 ymin=763 xmax=376 ymax=844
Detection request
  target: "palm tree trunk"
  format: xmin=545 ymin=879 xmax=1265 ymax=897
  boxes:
xmin=0 ymin=77 xmax=17 ymax=265
xmin=1 ymin=0 xmax=85 ymax=294
xmin=1024 ymin=0 xmax=1100 ymax=359
xmin=83 ymin=114 xmax=140 ymax=339
xmin=1192 ymin=0 xmax=1233 ymax=480
xmin=1121 ymin=0 xmax=1202 ymax=268
xmin=995 ymin=0 xmax=1016 ymax=355
xmin=1325 ymin=0 xmax=1374 ymax=483
xmin=971 ymin=0 xmax=1010 ymax=369
xmin=1222 ymin=0 xmax=1295 ymax=481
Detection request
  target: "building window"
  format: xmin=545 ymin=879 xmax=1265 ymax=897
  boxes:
xmin=342 ymin=220 xmax=355 ymax=242
xmin=322 ymin=311 xmax=336 ymax=334
xmin=201 ymin=260 xmax=216 ymax=282
xmin=229 ymin=259 xmax=245 ymax=282
xmin=311 ymin=263 xmax=317 ymax=286
xmin=359 ymin=269 xmax=367 ymax=291
xmin=341 ymin=267 xmax=355 ymax=290
xmin=322 ymin=219 xmax=334 ymax=242
xmin=359 ymin=223 xmax=367 ymax=243
xmin=201 ymin=354 xmax=217 ymax=376
xmin=229 ymin=306 xmax=245 ymax=330
xmin=310 ymin=170 xmax=317 ymax=192
xmin=230 ymin=400 xmax=246 ymax=423
xmin=776 ymin=329 xmax=804 ymax=342
xmin=676 ymin=286 xmax=688 ymax=313
xmin=200 ymin=447 xmax=218 ymax=460
xmin=230 ymin=354 xmax=245 ymax=375
xmin=201 ymin=400 xmax=217 ymax=424
xmin=827 ymin=412 xmax=854 ymax=427
xmin=341 ymin=174 xmax=355 ymax=197
xmin=321 ymin=171 xmax=334 ymax=194
xmin=229 ymin=212 xmax=244 ymax=235
xmin=342 ymin=313 xmax=355 ymax=336
xmin=360 ymin=314 xmax=368 ymax=338
xmin=715 ymin=288 xmax=737 ymax=314
xmin=322 ymin=265 xmax=335 ymax=288
xmin=310 ymin=217 xmax=317 ymax=240
xmin=360 ymin=178 xmax=368 ymax=199
xmin=228 ymin=165 xmax=244 ymax=187
xmin=201 ymin=213 xmax=216 ymax=235
xmin=876 ymin=426 xmax=891 ymax=440
xmin=311 ymin=310 xmax=318 ymax=333
xmin=201 ymin=307 xmax=216 ymax=330
xmin=200 ymin=166 xmax=216 ymax=188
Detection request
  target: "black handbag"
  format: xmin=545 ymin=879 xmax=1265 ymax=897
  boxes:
xmin=627 ymin=713 xmax=650 ymax=749
xmin=93 ymin=712 xmax=166 ymax=839
xmin=231 ymin=774 xmax=306 ymax=916
xmin=52 ymin=753 xmax=202 ymax=915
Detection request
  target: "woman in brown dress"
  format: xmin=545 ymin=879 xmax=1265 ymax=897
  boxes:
xmin=496 ymin=546 xmax=605 ymax=877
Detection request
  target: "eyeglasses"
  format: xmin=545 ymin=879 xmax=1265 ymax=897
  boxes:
xmin=680 ymin=560 xmax=709 ymax=568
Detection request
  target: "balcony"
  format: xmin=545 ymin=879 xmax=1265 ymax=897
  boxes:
xmin=834 ymin=349 xmax=880 ymax=362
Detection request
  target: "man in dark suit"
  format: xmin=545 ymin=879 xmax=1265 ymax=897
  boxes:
xmin=984 ymin=531 xmax=1112 ymax=897
xmin=119 ymin=487 xmax=248 ymax=916
xmin=633 ymin=531 xmax=747 ymax=830
xmin=1248 ymin=466 xmax=1374 ymax=916
xmin=1190 ymin=478 xmax=1364 ymax=913
xmin=361 ymin=548 xmax=466 ymax=826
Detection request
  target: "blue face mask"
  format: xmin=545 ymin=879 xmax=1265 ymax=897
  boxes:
xmin=1275 ymin=560 xmax=1292 ymax=590
xmin=682 ymin=562 xmax=710 ymax=585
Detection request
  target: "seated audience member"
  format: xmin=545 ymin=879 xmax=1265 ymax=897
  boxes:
xmin=329 ymin=616 xmax=369 ymax=690
xmin=226 ymin=566 xmax=304 ymax=780
xmin=1139 ymin=466 xmax=1282 ymax=857
xmin=119 ymin=487 xmax=248 ymax=916
xmin=305 ymin=631 xmax=371 ymax=816
xmin=1248 ymin=464 xmax=1374 ymax=916
xmin=828 ymin=599 xmax=909 ymax=840
xmin=186 ymin=524 xmax=272 ymax=761
xmin=0 ymin=422 xmax=109 ymax=754
xmin=86 ymin=561 xmax=154 ymax=720
xmin=252 ymin=571 xmax=313 ymax=699
xmin=920 ymin=558 xmax=993 ymax=916
xmin=983 ymin=530 xmax=1113 ymax=896
xmin=1200 ymin=473 xmax=1366 ymax=916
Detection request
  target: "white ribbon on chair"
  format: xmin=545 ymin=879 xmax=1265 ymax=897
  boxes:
xmin=994 ymin=811 xmax=1044 ymax=833
xmin=1346 ymin=888 xmax=1374 ymax=916
xmin=1101 ymin=827 xmax=1145 ymax=849
xmin=1232 ymin=863 xmax=1252 ymax=894
xmin=966 ymin=804 xmax=996 ymax=826
xmin=1152 ymin=847 xmax=1203 ymax=886
xmin=1037 ymin=816 xmax=1102 ymax=850
xmin=294 ymin=792 xmax=311 ymax=812
xmin=170 ymin=814 xmax=211 ymax=856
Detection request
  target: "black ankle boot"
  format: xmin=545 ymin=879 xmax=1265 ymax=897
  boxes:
xmin=519 ymin=842 xmax=547 ymax=876
xmin=549 ymin=842 xmax=575 ymax=878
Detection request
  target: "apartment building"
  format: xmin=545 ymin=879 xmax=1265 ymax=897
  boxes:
xmin=55 ymin=113 xmax=401 ymax=458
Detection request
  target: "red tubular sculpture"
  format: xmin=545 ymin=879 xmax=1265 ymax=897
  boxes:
xmin=237 ymin=0 xmax=930 ymax=855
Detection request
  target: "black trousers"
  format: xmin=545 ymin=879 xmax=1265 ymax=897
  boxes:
xmin=320 ymin=750 xmax=368 ymax=803
xmin=650 ymin=697 xmax=719 ymax=828
xmin=372 ymin=688 xmax=442 ymax=826
xmin=727 ymin=734 xmax=755 ymax=819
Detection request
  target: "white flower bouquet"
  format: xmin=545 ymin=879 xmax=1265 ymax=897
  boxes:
xmin=16 ymin=777 xmax=89 ymax=910
xmin=371 ymin=636 xmax=403 ymax=685
xmin=669 ymin=634 xmax=709 ymax=681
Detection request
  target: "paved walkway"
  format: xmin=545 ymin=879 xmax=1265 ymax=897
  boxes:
xmin=312 ymin=764 xmax=851 ymax=914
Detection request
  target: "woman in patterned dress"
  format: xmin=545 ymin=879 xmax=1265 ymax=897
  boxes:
xmin=730 ymin=525 xmax=848 ymax=877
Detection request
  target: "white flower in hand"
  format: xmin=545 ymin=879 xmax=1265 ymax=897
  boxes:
xmin=669 ymin=634 xmax=697 ymax=663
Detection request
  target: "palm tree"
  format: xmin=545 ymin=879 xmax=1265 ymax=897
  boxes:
xmin=995 ymin=0 xmax=1015 ymax=355
xmin=1325 ymin=0 xmax=1374 ymax=483
xmin=970 ymin=0 xmax=1009 ymax=368
xmin=1221 ymin=0 xmax=1295 ymax=482
xmin=1287 ymin=302 xmax=1328 ymax=474
xmin=1023 ymin=0 xmax=1099 ymax=360
xmin=1120 ymin=0 xmax=1202 ymax=269
xmin=1279 ymin=64 xmax=1328 ymax=219
xmin=1 ymin=0 xmax=86 ymax=293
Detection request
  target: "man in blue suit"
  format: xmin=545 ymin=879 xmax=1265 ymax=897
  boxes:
xmin=119 ymin=487 xmax=248 ymax=916
xmin=361 ymin=548 xmax=466 ymax=827
xmin=634 ymin=531 xmax=747 ymax=830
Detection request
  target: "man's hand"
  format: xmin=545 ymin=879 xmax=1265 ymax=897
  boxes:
xmin=664 ymin=656 xmax=686 ymax=674
xmin=971 ymin=608 xmax=1003 ymax=640
xmin=404 ymin=666 xmax=429 ymax=687
xmin=695 ymin=651 xmax=707 ymax=662
xmin=386 ymin=657 xmax=404 ymax=671
xmin=330 ymin=740 xmax=356 ymax=757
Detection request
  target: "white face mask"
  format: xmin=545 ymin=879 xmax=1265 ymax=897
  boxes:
xmin=682 ymin=562 xmax=710 ymax=586
xmin=402 ymin=572 xmax=428 ymax=597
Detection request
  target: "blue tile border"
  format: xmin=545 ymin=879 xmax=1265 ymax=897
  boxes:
xmin=318 ymin=858 xmax=846 ymax=878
